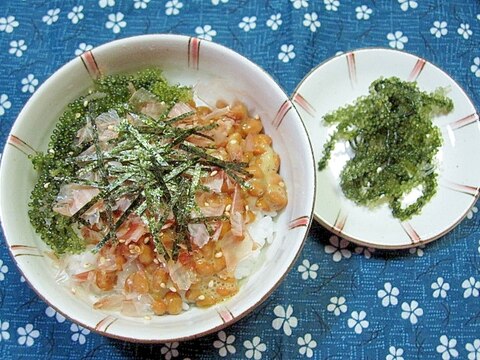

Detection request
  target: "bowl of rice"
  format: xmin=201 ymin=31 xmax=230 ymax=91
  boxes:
xmin=0 ymin=34 xmax=315 ymax=342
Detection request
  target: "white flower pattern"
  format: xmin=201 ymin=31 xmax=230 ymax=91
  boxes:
xmin=45 ymin=306 xmax=66 ymax=323
xmin=70 ymin=324 xmax=90 ymax=345
xmin=437 ymin=335 xmax=458 ymax=359
xmin=21 ymin=74 xmax=38 ymax=94
xmin=244 ymin=336 xmax=266 ymax=360
xmin=0 ymin=321 xmax=10 ymax=342
xmin=377 ymin=282 xmax=399 ymax=307
xmin=195 ymin=25 xmax=217 ymax=41
xmin=278 ymin=44 xmax=295 ymax=63
xmin=105 ymin=12 xmax=126 ymax=34
xmin=398 ymin=0 xmax=417 ymax=11
xmin=465 ymin=339 xmax=480 ymax=360
xmin=239 ymin=16 xmax=257 ymax=32
xmin=303 ymin=12 xmax=320 ymax=32
xmin=430 ymin=21 xmax=448 ymax=38
xmin=325 ymin=236 xmax=351 ymax=262
xmin=9 ymin=40 xmax=27 ymax=57
xmin=0 ymin=16 xmax=19 ymax=33
xmin=166 ymin=0 xmax=183 ymax=16
xmin=401 ymin=300 xmax=423 ymax=324
xmin=42 ymin=8 xmax=60 ymax=25
xmin=297 ymin=333 xmax=317 ymax=358
xmin=457 ymin=23 xmax=473 ymax=39
xmin=431 ymin=277 xmax=450 ymax=299
xmin=213 ymin=331 xmax=236 ymax=357
xmin=161 ymin=342 xmax=179 ymax=360
xmin=75 ymin=43 xmax=93 ymax=56
xmin=17 ymin=324 xmax=40 ymax=347
xmin=67 ymin=6 xmax=84 ymax=24
xmin=462 ymin=277 xmax=480 ymax=298
xmin=467 ymin=206 xmax=478 ymax=219
xmin=409 ymin=244 xmax=425 ymax=257
xmin=272 ymin=305 xmax=298 ymax=336
xmin=324 ymin=0 xmax=340 ymax=11
xmin=291 ymin=0 xmax=308 ymax=10
xmin=99 ymin=0 xmax=115 ymax=8
xmin=355 ymin=5 xmax=372 ymax=20
xmin=355 ymin=246 xmax=375 ymax=259
xmin=297 ymin=259 xmax=319 ymax=280
xmin=266 ymin=13 xmax=282 ymax=31
xmin=134 ymin=0 xmax=151 ymax=10
xmin=471 ymin=57 xmax=480 ymax=77
xmin=327 ymin=296 xmax=347 ymax=316
xmin=348 ymin=311 xmax=369 ymax=334
xmin=386 ymin=346 xmax=404 ymax=360
xmin=0 ymin=94 xmax=11 ymax=116
xmin=387 ymin=31 xmax=408 ymax=49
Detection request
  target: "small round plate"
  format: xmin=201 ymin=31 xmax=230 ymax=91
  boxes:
xmin=293 ymin=48 xmax=480 ymax=249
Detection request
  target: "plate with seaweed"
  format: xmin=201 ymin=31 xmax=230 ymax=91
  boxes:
xmin=293 ymin=48 xmax=480 ymax=248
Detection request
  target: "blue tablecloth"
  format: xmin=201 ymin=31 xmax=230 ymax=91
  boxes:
xmin=1 ymin=1 xmax=479 ymax=359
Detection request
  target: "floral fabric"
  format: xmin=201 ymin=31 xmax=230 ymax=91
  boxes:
xmin=0 ymin=0 xmax=479 ymax=359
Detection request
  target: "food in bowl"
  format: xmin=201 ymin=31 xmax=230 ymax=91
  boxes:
xmin=318 ymin=77 xmax=453 ymax=220
xmin=28 ymin=68 xmax=287 ymax=317
xmin=0 ymin=34 xmax=314 ymax=341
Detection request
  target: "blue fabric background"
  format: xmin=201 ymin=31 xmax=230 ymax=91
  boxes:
xmin=0 ymin=0 xmax=479 ymax=359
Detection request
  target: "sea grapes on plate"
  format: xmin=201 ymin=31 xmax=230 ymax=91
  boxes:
xmin=318 ymin=77 xmax=453 ymax=220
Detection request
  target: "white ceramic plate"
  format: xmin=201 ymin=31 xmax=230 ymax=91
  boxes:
xmin=293 ymin=48 xmax=480 ymax=249
xmin=0 ymin=34 xmax=315 ymax=342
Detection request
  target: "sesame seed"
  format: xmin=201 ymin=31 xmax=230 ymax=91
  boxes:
xmin=83 ymin=100 xmax=88 ymax=107
xmin=48 ymin=149 xmax=55 ymax=154
xmin=153 ymin=259 xmax=159 ymax=264
xmin=119 ymin=239 xmax=126 ymax=243
xmin=279 ymin=182 xmax=285 ymax=188
xmin=129 ymin=245 xmax=141 ymax=254
xmin=245 ymin=205 xmax=250 ymax=211
xmin=143 ymin=237 xmax=150 ymax=244
xmin=225 ymin=204 xmax=231 ymax=212
xmin=210 ymin=170 xmax=218 ymax=176
xmin=43 ymin=182 xmax=50 ymax=189
xmin=75 ymin=113 xmax=81 ymax=119
xmin=208 ymin=280 xmax=214 ymax=288
xmin=160 ymin=282 xmax=166 ymax=288
xmin=144 ymin=316 xmax=151 ymax=320
xmin=215 ymin=251 xmax=223 ymax=258
xmin=230 ymin=140 xmax=238 ymax=145
xmin=204 ymin=202 xmax=210 ymax=207
xmin=197 ymin=295 xmax=205 ymax=301
xmin=169 ymin=287 xmax=177 ymax=293
xmin=71 ymin=288 xmax=76 ymax=294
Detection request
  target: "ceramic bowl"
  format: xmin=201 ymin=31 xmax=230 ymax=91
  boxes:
xmin=293 ymin=48 xmax=480 ymax=249
xmin=0 ymin=34 xmax=315 ymax=342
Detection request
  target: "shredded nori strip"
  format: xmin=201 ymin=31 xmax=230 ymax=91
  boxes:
xmin=29 ymin=69 xmax=249 ymax=256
